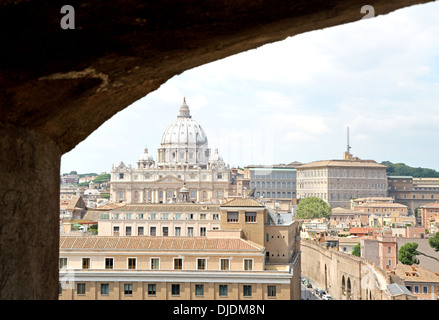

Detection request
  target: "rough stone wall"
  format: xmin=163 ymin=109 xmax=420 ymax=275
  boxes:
xmin=0 ymin=123 xmax=61 ymax=299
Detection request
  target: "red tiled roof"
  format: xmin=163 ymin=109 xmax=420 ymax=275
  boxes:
xmin=421 ymin=202 xmax=439 ymax=208
xmin=59 ymin=236 xmax=263 ymax=251
xmin=221 ymin=198 xmax=264 ymax=207
xmin=349 ymin=227 xmax=374 ymax=234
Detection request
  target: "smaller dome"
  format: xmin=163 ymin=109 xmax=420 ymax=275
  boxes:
xmin=209 ymin=148 xmax=223 ymax=162
xmin=180 ymin=183 xmax=189 ymax=193
xmin=139 ymin=147 xmax=153 ymax=161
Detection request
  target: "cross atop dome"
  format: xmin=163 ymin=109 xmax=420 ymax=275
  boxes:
xmin=178 ymin=97 xmax=191 ymax=118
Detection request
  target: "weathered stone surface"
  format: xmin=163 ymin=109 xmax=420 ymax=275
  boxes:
xmin=0 ymin=122 xmax=61 ymax=299
xmin=0 ymin=0 xmax=432 ymax=153
xmin=0 ymin=0 xmax=432 ymax=299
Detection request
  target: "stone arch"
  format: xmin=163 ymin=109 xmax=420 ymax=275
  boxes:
xmin=347 ymin=277 xmax=352 ymax=300
xmin=341 ymin=275 xmax=346 ymax=296
xmin=0 ymin=0 xmax=425 ymax=300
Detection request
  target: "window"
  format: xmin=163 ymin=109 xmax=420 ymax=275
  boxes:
xmin=174 ymin=258 xmax=183 ymax=270
xmin=125 ymin=213 xmax=132 ymax=220
xmin=128 ymin=258 xmax=136 ymax=269
xmin=150 ymin=226 xmax=156 ymax=236
xmin=119 ymin=173 xmax=124 ymax=179
xmin=227 ymin=212 xmax=238 ymax=222
xmin=124 ymin=284 xmax=133 ymax=295
xmin=213 ymin=214 xmax=219 ymax=220
xmin=219 ymin=285 xmax=228 ymax=297
xmin=187 ymin=227 xmax=194 ymax=237
xmin=243 ymin=285 xmax=252 ymax=297
xmin=150 ymin=213 xmax=156 ymax=220
xmin=172 ymin=284 xmax=180 ymax=296
xmin=423 ymin=286 xmax=428 ymax=294
xmin=195 ymin=284 xmax=204 ymax=296
xmin=268 ymin=285 xmax=276 ymax=297
xmin=77 ymin=283 xmax=86 ymax=295
xmin=59 ymin=257 xmax=68 ymax=269
xmin=126 ymin=226 xmax=132 ymax=236
xmin=197 ymin=258 xmax=206 ymax=270
xmin=113 ymin=226 xmax=120 ymax=235
xmin=200 ymin=227 xmax=206 ymax=237
xmin=175 ymin=227 xmax=181 ymax=237
xmin=138 ymin=226 xmax=144 ymax=236
xmin=388 ymin=247 xmax=392 ymax=254
xmin=151 ymin=258 xmax=160 ymax=270
xmin=266 ymin=233 xmax=269 ymax=242
xmin=82 ymin=258 xmax=90 ymax=269
xmin=174 ymin=214 xmax=181 ymax=220
xmin=105 ymin=258 xmax=114 ymax=269
xmin=200 ymin=213 xmax=206 ymax=220
xmin=220 ymin=259 xmax=230 ymax=271
xmin=414 ymin=286 xmax=420 ymax=294
xmin=163 ymin=226 xmax=169 ymax=236
xmin=244 ymin=259 xmax=253 ymax=271
xmin=119 ymin=190 xmax=124 ymax=199
xmin=245 ymin=212 xmax=256 ymax=223
xmin=100 ymin=283 xmax=109 ymax=295
xmin=148 ymin=284 xmax=156 ymax=296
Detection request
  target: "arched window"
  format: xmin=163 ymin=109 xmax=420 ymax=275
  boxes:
xmin=347 ymin=278 xmax=352 ymax=299
xmin=341 ymin=275 xmax=346 ymax=296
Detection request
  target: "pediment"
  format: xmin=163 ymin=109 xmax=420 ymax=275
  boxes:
xmin=155 ymin=174 xmax=185 ymax=184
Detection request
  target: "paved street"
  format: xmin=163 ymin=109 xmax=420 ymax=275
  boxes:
xmin=301 ymin=274 xmax=331 ymax=300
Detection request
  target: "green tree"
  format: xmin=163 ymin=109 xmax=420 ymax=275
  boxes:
xmin=398 ymin=242 xmax=420 ymax=265
xmin=429 ymin=232 xmax=439 ymax=252
xmin=398 ymin=241 xmax=439 ymax=265
xmin=352 ymin=243 xmax=361 ymax=257
xmin=296 ymin=197 xmax=332 ymax=220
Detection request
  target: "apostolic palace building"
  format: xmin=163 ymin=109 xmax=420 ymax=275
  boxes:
xmin=110 ymin=98 xmax=231 ymax=204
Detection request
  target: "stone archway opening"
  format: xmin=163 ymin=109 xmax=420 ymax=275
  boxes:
xmin=0 ymin=0 xmax=433 ymax=300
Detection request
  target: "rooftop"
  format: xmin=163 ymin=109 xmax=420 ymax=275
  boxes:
xmin=298 ymin=159 xmax=387 ymax=169
xmin=421 ymin=202 xmax=439 ymax=209
xmin=112 ymin=203 xmax=221 ymax=212
xmin=393 ymin=264 xmax=439 ymax=283
xmin=355 ymin=203 xmax=407 ymax=208
xmin=220 ymin=197 xmax=265 ymax=208
xmin=59 ymin=236 xmax=264 ymax=252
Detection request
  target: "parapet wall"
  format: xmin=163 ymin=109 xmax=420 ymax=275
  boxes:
xmin=301 ymin=240 xmax=399 ymax=300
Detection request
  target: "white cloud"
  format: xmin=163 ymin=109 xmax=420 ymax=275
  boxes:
xmin=284 ymin=132 xmax=316 ymax=142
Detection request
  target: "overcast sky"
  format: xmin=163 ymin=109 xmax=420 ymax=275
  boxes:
xmin=61 ymin=2 xmax=439 ymax=174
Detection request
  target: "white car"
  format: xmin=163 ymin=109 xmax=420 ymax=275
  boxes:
xmin=322 ymin=294 xmax=332 ymax=300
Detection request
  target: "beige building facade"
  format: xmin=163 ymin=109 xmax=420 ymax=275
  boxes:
xmin=59 ymin=198 xmax=301 ymax=300
xmin=97 ymin=203 xmax=221 ymax=237
xmin=297 ymin=156 xmax=388 ymax=209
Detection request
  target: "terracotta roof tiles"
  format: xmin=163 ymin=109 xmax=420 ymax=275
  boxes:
xmin=59 ymin=236 xmax=263 ymax=252
xmin=220 ymin=198 xmax=264 ymax=207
